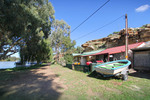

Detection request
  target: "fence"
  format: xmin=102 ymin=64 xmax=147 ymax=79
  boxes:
xmin=65 ymin=64 xmax=72 ymax=69
xmin=66 ymin=64 xmax=90 ymax=73
xmin=65 ymin=63 xmax=98 ymax=73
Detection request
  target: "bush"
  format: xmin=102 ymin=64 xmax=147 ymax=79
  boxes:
xmin=64 ymin=54 xmax=73 ymax=64
xmin=59 ymin=57 xmax=66 ymax=66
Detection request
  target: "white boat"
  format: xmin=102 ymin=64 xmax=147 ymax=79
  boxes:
xmin=94 ymin=60 xmax=131 ymax=80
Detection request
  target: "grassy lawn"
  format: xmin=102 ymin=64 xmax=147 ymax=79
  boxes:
xmin=0 ymin=64 xmax=150 ymax=100
xmin=50 ymin=64 xmax=150 ymax=100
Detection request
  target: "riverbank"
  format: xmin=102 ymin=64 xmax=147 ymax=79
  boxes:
xmin=0 ymin=57 xmax=20 ymax=62
xmin=0 ymin=61 xmax=16 ymax=69
xmin=0 ymin=61 xmax=43 ymax=69
xmin=0 ymin=64 xmax=44 ymax=72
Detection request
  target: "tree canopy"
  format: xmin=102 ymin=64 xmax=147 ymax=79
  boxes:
xmin=0 ymin=0 xmax=54 ymax=61
xmin=51 ymin=20 xmax=76 ymax=53
xmin=50 ymin=20 xmax=76 ymax=63
xmin=0 ymin=0 xmax=77 ymax=64
xmin=20 ymin=31 xmax=53 ymax=64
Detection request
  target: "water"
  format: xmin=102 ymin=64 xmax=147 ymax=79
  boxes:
xmin=0 ymin=61 xmax=34 ymax=69
xmin=0 ymin=61 xmax=16 ymax=69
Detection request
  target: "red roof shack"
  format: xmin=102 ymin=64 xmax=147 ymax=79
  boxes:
xmin=88 ymin=42 xmax=145 ymax=63
xmin=92 ymin=42 xmax=145 ymax=56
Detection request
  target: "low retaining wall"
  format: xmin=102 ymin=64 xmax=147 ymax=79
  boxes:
xmin=66 ymin=64 xmax=90 ymax=72
xmin=66 ymin=63 xmax=99 ymax=73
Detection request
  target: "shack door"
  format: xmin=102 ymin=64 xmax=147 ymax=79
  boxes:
xmin=133 ymin=51 xmax=150 ymax=70
xmin=81 ymin=57 xmax=86 ymax=65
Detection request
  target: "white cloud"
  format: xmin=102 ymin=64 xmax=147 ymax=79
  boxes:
xmin=135 ymin=4 xmax=150 ymax=12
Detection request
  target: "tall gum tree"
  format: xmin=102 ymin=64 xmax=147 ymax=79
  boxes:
xmin=0 ymin=0 xmax=55 ymax=60
xmin=50 ymin=20 xmax=76 ymax=63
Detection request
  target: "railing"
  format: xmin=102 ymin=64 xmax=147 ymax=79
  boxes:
xmin=66 ymin=64 xmax=90 ymax=73
xmin=65 ymin=64 xmax=72 ymax=69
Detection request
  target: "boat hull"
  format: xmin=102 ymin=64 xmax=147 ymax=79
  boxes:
xmin=94 ymin=60 xmax=131 ymax=75
xmin=95 ymin=66 xmax=128 ymax=75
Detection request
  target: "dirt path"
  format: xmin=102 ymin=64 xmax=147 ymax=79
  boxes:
xmin=0 ymin=66 xmax=66 ymax=100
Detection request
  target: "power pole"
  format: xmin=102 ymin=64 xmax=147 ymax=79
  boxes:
xmin=125 ymin=14 xmax=128 ymax=60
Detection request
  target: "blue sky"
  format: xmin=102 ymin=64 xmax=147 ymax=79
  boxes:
xmin=12 ymin=0 xmax=150 ymax=58
xmin=50 ymin=0 xmax=150 ymax=46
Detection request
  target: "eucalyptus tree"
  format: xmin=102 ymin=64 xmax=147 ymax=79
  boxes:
xmin=50 ymin=20 xmax=76 ymax=63
xmin=20 ymin=31 xmax=53 ymax=64
xmin=75 ymin=46 xmax=84 ymax=53
xmin=0 ymin=0 xmax=55 ymax=63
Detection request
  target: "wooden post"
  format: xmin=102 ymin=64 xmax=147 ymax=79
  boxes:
xmin=72 ymin=64 xmax=74 ymax=70
xmin=125 ymin=14 xmax=128 ymax=60
xmin=107 ymin=54 xmax=110 ymax=62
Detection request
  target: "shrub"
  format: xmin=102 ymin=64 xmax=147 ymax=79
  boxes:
xmin=64 ymin=54 xmax=73 ymax=64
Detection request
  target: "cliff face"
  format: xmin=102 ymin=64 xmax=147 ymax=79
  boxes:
xmin=82 ymin=24 xmax=150 ymax=51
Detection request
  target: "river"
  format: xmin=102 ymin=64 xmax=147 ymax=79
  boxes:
xmin=0 ymin=61 xmax=33 ymax=69
xmin=0 ymin=61 xmax=16 ymax=69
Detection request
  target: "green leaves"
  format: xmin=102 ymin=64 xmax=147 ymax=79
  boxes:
xmin=51 ymin=20 xmax=75 ymax=53
xmin=50 ymin=20 xmax=76 ymax=64
xmin=0 ymin=0 xmax=55 ymax=60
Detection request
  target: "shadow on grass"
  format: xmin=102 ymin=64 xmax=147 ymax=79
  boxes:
xmin=87 ymin=71 xmax=121 ymax=80
xmin=129 ymin=71 xmax=150 ymax=80
xmin=0 ymin=65 xmax=62 ymax=100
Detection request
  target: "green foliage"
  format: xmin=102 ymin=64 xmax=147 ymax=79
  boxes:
xmin=0 ymin=0 xmax=76 ymax=65
xmin=140 ymin=24 xmax=147 ymax=28
xmin=74 ymin=46 xmax=84 ymax=53
xmin=107 ymin=31 xmax=119 ymax=37
xmin=38 ymin=39 xmax=53 ymax=63
xmin=51 ymin=20 xmax=75 ymax=52
xmin=50 ymin=20 xmax=76 ymax=63
xmin=113 ymin=31 xmax=119 ymax=34
xmin=58 ymin=57 xmax=66 ymax=66
xmin=0 ymin=0 xmax=55 ymax=60
xmin=0 ymin=57 xmax=20 ymax=61
xmin=64 ymin=54 xmax=73 ymax=64
xmin=20 ymin=37 xmax=53 ymax=64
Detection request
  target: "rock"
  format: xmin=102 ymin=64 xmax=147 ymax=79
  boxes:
xmin=82 ymin=24 xmax=150 ymax=51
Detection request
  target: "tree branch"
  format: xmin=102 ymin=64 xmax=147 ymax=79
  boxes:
xmin=0 ymin=38 xmax=22 ymax=60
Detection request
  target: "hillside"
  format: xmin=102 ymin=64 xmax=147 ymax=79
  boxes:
xmin=82 ymin=24 xmax=150 ymax=51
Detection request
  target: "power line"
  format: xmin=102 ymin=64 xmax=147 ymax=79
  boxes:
xmin=74 ymin=15 xmax=125 ymax=40
xmin=71 ymin=0 xmax=110 ymax=33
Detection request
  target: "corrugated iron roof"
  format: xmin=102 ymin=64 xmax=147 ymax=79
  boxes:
xmin=132 ymin=47 xmax=150 ymax=51
xmin=90 ymin=42 xmax=145 ymax=56
xmin=72 ymin=49 xmax=105 ymax=57
xmin=81 ymin=49 xmax=105 ymax=56
xmin=73 ymin=42 xmax=145 ymax=57
xmin=72 ymin=53 xmax=81 ymax=57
